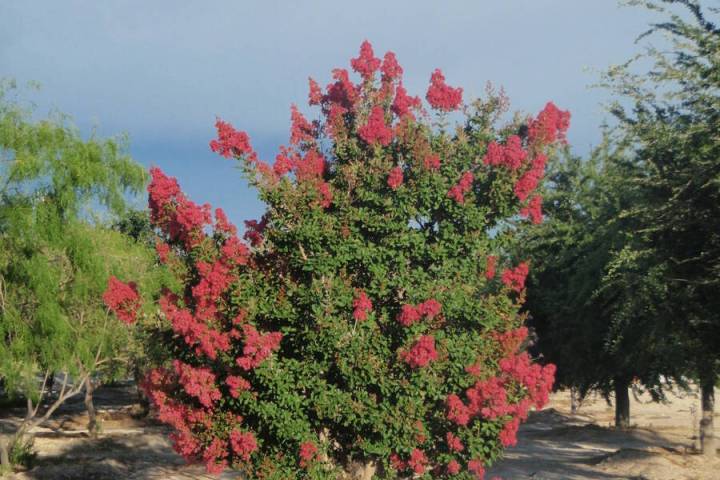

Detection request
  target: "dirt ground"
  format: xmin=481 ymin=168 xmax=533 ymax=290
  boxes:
xmin=1 ymin=383 xmax=718 ymax=479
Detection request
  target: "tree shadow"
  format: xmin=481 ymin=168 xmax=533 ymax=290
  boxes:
xmin=486 ymin=408 xmax=694 ymax=480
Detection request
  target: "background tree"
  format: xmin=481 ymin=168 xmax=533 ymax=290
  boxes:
xmin=0 ymin=82 xmax=152 ymax=469
xmin=522 ymin=140 xmax=689 ymax=428
xmin=601 ymin=0 xmax=720 ymax=454
xmin=125 ymin=42 xmax=566 ymax=479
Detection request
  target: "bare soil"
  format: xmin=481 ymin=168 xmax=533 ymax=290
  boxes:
xmin=1 ymin=383 xmax=718 ymax=479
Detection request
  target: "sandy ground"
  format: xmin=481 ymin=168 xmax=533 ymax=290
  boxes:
xmin=1 ymin=384 xmax=718 ymax=479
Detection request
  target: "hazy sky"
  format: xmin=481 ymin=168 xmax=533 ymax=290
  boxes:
xmin=1 ymin=1 xmax=663 ymax=225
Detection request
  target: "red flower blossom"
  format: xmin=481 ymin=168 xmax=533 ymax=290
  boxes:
xmin=230 ymin=430 xmax=258 ymax=461
xmin=308 ymin=77 xmax=323 ymax=105
xmin=387 ymin=166 xmax=404 ymax=190
xmin=485 ymin=255 xmax=497 ymax=280
xmin=352 ymin=290 xmax=373 ymax=321
xmin=326 ymin=68 xmax=359 ymax=111
xmin=294 ymin=149 xmax=326 ymax=182
xmin=391 ymin=83 xmax=421 ymax=118
xmin=298 ymin=441 xmax=318 ymax=468
xmin=398 ymin=304 xmax=422 ymax=326
xmin=446 ymin=394 xmax=471 ymax=426
xmin=358 ymin=106 xmax=393 ymax=146
xmin=381 ymin=51 xmax=403 ymax=82
xmin=408 ymin=448 xmax=428 ymax=475
xmin=389 ymin=453 xmax=406 ymax=471
xmin=499 ymin=417 xmax=520 ymax=447
xmin=173 ymin=360 xmax=221 ymax=408
xmin=483 ymin=136 xmax=527 ymax=171
xmin=402 ymin=335 xmax=438 ymax=368
xmin=501 ymin=262 xmax=529 ymax=292
xmin=103 ymin=276 xmax=141 ymax=325
xmin=424 ymin=153 xmax=441 ymax=171
xmin=520 ymin=195 xmax=543 ymax=224
xmin=290 ymin=105 xmax=315 ymax=145
xmin=317 ymin=181 xmax=333 ymax=209
xmin=210 ymin=118 xmax=254 ymax=158
xmin=236 ymin=324 xmax=283 ymax=371
xmin=214 ymin=208 xmax=237 ymax=236
xmin=494 ymin=326 xmax=528 ymax=356
xmin=448 ymin=171 xmax=474 ymax=204
xmin=203 ymin=438 xmax=228 ymax=474
xmin=447 ymin=459 xmax=461 ymax=475
xmin=225 ymin=375 xmax=251 ymax=398
xmin=446 ymin=432 xmax=464 ymax=452
xmin=468 ymin=459 xmax=485 ymax=479
xmin=351 ymin=40 xmax=381 ymax=81
xmin=418 ymin=299 xmax=442 ymax=318
xmin=273 ymin=149 xmax=294 ymax=176
xmin=156 ymin=241 xmax=171 ymax=263
xmin=426 ymin=69 xmax=463 ymax=111
xmin=514 ymin=154 xmax=546 ymax=201
xmin=528 ymin=102 xmax=570 ymax=146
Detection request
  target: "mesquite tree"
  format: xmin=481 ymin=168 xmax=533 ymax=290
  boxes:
xmin=118 ymin=42 xmax=567 ymax=479
xmin=0 ymin=84 xmax=149 ymax=468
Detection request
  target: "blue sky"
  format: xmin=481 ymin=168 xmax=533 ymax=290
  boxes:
xmin=1 ymin=1 xmax=662 ymax=226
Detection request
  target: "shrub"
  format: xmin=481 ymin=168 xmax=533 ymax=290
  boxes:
xmin=116 ymin=41 xmax=567 ymax=479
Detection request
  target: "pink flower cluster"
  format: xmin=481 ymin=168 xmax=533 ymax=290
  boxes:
xmin=225 ymin=375 xmax=251 ymax=398
xmin=485 ymin=255 xmax=497 ymax=280
xmin=514 ymin=153 xmax=547 ymax=202
xmin=426 ymin=69 xmax=463 ymax=111
xmin=352 ymin=290 xmax=373 ymax=321
xmin=520 ymin=195 xmax=543 ymax=224
xmin=236 ymin=323 xmax=283 ymax=370
xmin=358 ymin=106 xmax=393 ymax=146
xmin=209 ymin=119 xmax=254 ymax=159
xmin=392 ymin=84 xmax=422 ymax=118
xmin=298 ymin=441 xmax=318 ymax=468
xmin=387 ymin=166 xmax=404 ymax=190
xmin=397 ymin=298 xmax=442 ymax=326
xmin=103 ymin=276 xmax=141 ymax=325
xmin=229 ymin=430 xmax=258 ymax=461
xmin=448 ymin=171 xmax=474 ymax=204
xmin=501 ymin=262 xmax=529 ymax=292
xmin=483 ymin=135 xmax=528 ymax=170
xmin=148 ymin=167 xmax=212 ymax=249
xmin=445 ymin=350 xmax=556 ymax=449
xmin=351 ymin=40 xmax=381 ymax=81
xmin=290 ymin=105 xmax=316 ymax=145
xmin=173 ymin=360 xmax=221 ymax=408
xmin=528 ymin=102 xmax=571 ymax=146
xmin=402 ymin=335 xmax=438 ymax=368
xmin=423 ymin=153 xmax=441 ymax=171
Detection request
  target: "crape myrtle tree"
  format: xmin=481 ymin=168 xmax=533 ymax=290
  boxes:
xmin=0 ymin=84 xmax=153 ymax=469
xmin=521 ymin=140 xmax=690 ymax=428
xmin=601 ymin=0 xmax=720 ymax=454
xmin=112 ymin=42 xmax=567 ymax=479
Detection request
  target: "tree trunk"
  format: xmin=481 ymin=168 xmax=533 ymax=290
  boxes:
xmin=0 ymin=438 xmax=10 ymax=471
xmin=700 ymin=375 xmax=716 ymax=456
xmin=570 ymin=387 xmax=579 ymax=414
xmin=614 ymin=376 xmax=630 ymax=429
xmin=84 ymin=377 xmax=99 ymax=437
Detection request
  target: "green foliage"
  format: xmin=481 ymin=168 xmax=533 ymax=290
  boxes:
xmin=604 ymin=0 xmax=720 ymax=379
xmin=0 ymin=81 xmax=150 ymax=397
xmin=522 ymin=141 xmax=688 ymax=398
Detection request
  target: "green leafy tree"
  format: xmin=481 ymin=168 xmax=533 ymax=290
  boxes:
xmin=601 ymin=0 xmax=720 ymax=453
xmin=522 ymin=141 xmax=689 ymax=428
xmin=0 ymin=83 xmax=150 ymax=468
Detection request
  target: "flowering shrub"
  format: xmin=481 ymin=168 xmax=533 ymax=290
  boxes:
xmin=119 ymin=41 xmax=568 ymax=479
